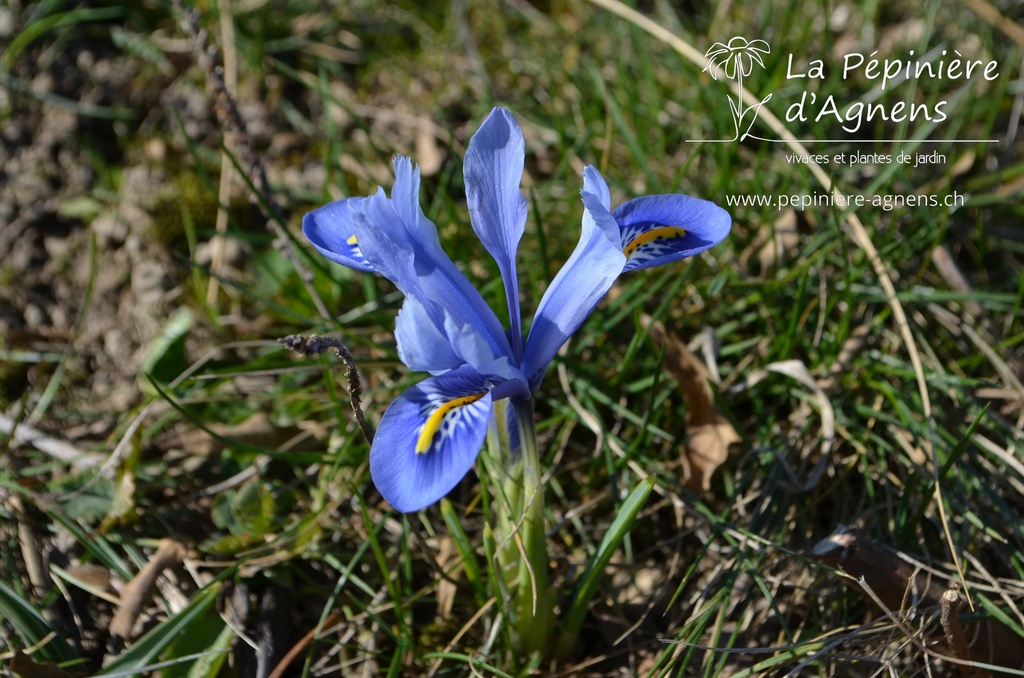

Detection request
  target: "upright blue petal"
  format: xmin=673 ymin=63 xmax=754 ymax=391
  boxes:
xmin=353 ymin=160 xmax=516 ymax=373
xmin=522 ymin=177 xmax=627 ymax=391
xmin=464 ymin=107 xmax=528 ymax=361
xmin=613 ymin=194 xmax=732 ymax=272
xmin=581 ymin=165 xmax=612 ymax=214
xmin=301 ymin=197 xmax=375 ymax=272
xmin=390 ymin=157 xmax=438 ymax=245
xmin=370 ymin=365 xmax=494 ymax=512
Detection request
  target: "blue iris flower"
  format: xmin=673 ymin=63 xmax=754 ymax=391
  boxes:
xmin=302 ymin=107 xmax=731 ymax=511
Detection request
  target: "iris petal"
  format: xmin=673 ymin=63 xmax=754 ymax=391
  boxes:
xmin=613 ymin=194 xmax=732 ymax=272
xmin=522 ymin=180 xmax=626 ymax=391
xmin=301 ymin=197 xmax=375 ymax=272
xmin=390 ymin=157 xmax=441 ymax=246
xmin=444 ymin=314 xmax=524 ymax=383
xmin=464 ymin=107 xmax=528 ymax=360
xmin=585 ymin=166 xmax=606 ymax=213
xmin=354 ymin=161 xmax=516 ymax=373
xmin=395 ymin=296 xmax=463 ymax=375
xmin=582 ymin=166 xmax=615 ymax=237
xmin=369 ymin=365 xmax=494 ymax=512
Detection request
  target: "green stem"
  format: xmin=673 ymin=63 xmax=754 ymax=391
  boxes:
xmin=484 ymin=399 xmax=555 ymax=657
xmin=483 ymin=400 xmax=517 ymax=584
xmin=511 ymin=399 xmax=554 ymax=657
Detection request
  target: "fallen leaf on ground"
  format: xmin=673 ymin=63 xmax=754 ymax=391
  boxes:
xmin=10 ymin=650 xmax=80 ymax=678
xmin=646 ymin=317 xmax=740 ymax=492
xmin=108 ymin=538 xmax=187 ymax=644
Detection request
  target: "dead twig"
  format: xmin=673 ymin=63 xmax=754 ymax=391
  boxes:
xmin=280 ymin=334 xmax=374 ymax=445
xmin=0 ymin=412 xmax=102 ymax=467
xmin=205 ymin=0 xmax=238 ymax=307
xmin=267 ymin=611 xmax=343 ymax=678
xmin=813 ymin=527 xmax=1024 ymax=674
xmin=172 ymin=0 xmax=331 ymax=321
xmin=942 ymin=585 xmax=986 ymax=678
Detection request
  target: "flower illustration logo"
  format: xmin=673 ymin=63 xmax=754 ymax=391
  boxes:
xmin=703 ymin=36 xmax=770 ymax=80
xmin=701 ymin=36 xmax=773 ymax=141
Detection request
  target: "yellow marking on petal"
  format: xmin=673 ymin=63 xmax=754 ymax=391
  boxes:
xmin=624 ymin=226 xmax=687 ymax=258
xmin=346 ymin=234 xmax=358 ymax=245
xmin=415 ymin=392 xmax=488 ymax=454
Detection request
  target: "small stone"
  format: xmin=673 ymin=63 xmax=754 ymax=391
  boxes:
xmin=0 ymin=8 xmax=13 ymax=39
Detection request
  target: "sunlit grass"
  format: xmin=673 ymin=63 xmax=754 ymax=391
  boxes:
xmin=1 ymin=0 xmax=1022 ymax=676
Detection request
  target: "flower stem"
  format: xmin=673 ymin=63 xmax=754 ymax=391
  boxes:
xmin=484 ymin=399 xmax=555 ymax=657
xmin=511 ymin=399 xmax=554 ymax=657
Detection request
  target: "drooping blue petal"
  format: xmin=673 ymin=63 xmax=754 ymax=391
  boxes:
xmin=396 ymin=296 xmax=523 ymax=381
xmin=395 ymin=296 xmax=463 ymax=375
xmin=353 ymin=159 xmax=516 ymax=372
xmin=522 ymin=176 xmax=627 ymax=391
xmin=301 ymin=197 xmax=375 ymax=272
xmin=369 ymin=365 xmax=494 ymax=512
xmin=613 ymin=194 xmax=732 ymax=272
xmin=464 ymin=107 xmax=528 ymax=361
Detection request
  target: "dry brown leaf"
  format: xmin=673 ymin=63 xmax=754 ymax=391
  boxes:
xmin=684 ymin=422 xmax=742 ymax=492
xmin=10 ymin=650 xmax=80 ymax=678
xmin=646 ymin=317 xmax=739 ymax=492
xmin=108 ymin=538 xmax=187 ymax=643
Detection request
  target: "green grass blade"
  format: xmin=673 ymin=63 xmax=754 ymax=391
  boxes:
xmin=440 ymin=499 xmax=487 ymax=607
xmin=421 ymin=652 xmax=516 ymax=678
xmin=2 ymin=6 xmax=126 ymax=70
xmin=0 ymin=580 xmax=78 ymax=664
xmin=97 ymin=582 xmax=223 ymax=676
xmin=172 ymin=614 xmax=234 ymax=678
xmin=555 ymin=476 xmax=655 ymax=658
